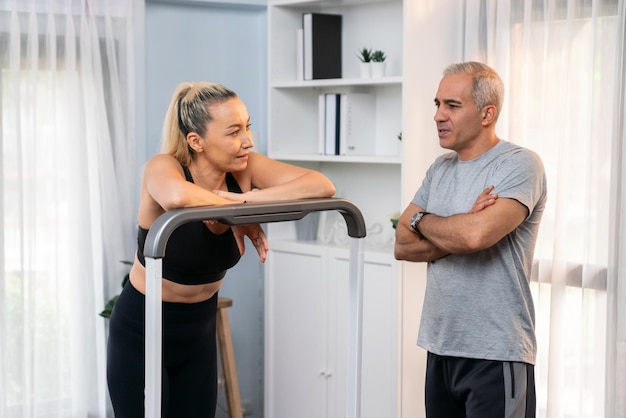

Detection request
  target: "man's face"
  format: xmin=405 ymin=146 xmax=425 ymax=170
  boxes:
xmin=433 ymin=73 xmax=485 ymax=159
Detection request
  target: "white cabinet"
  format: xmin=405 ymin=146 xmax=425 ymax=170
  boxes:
xmin=328 ymin=248 xmax=400 ymax=418
xmin=264 ymin=243 xmax=329 ymax=418
xmin=264 ymin=240 xmax=399 ymax=418
xmin=265 ymin=0 xmax=405 ymax=415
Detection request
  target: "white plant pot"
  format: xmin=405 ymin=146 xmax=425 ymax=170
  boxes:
xmin=360 ymin=62 xmax=371 ymax=78
xmin=371 ymin=61 xmax=386 ymax=78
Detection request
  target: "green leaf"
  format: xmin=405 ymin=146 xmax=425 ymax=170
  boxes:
xmin=357 ymin=47 xmax=372 ymax=63
xmin=371 ymin=50 xmax=386 ymax=62
xmin=99 ymin=295 xmax=119 ymax=318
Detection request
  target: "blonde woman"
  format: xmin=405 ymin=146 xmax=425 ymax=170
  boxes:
xmin=107 ymin=82 xmax=335 ymax=417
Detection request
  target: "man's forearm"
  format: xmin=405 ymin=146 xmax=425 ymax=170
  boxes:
xmin=394 ymin=223 xmax=449 ymax=262
xmin=416 ymin=213 xmax=480 ymax=254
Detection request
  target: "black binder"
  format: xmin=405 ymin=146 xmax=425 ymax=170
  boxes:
xmin=302 ymin=12 xmax=342 ymax=80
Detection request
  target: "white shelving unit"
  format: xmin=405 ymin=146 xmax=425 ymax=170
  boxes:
xmin=267 ymin=0 xmax=404 ymax=244
xmin=265 ymin=0 xmax=405 ymax=416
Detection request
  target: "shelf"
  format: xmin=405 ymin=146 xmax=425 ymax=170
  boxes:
xmin=271 ymin=76 xmax=403 ymax=89
xmin=270 ymin=154 xmax=401 ymax=164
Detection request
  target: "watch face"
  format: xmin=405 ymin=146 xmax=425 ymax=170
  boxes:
xmin=411 ymin=211 xmax=430 ymax=232
xmin=410 ymin=212 xmax=422 ymax=231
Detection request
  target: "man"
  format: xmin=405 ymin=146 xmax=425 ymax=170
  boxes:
xmin=395 ymin=61 xmax=546 ymax=418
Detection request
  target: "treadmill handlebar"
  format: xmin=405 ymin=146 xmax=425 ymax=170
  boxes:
xmin=143 ymin=197 xmax=367 ymax=259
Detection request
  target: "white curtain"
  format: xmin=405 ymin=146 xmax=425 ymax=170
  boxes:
xmin=462 ymin=0 xmax=625 ymax=417
xmin=0 ymin=0 xmax=141 ymax=416
xmin=606 ymin=16 xmax=626 ymax=416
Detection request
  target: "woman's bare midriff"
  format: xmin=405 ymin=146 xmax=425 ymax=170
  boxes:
xmin=129 ymin=254 xmax=222 ymax=303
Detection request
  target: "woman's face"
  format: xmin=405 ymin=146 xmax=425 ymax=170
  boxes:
xmin=201 ymin=97 xmax=254 ymax=171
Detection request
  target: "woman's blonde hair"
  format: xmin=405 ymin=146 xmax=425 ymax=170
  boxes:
xmin=161 ymin=81 xmax=238 ymax=167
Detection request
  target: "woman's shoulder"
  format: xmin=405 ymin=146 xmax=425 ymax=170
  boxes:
xmin=246 ymin=151 xmax=266 ymax=163
xmin=147 ymin=152 xmax=180 ymax=165
xmin=144 ymin=153 xmax=183 ymax=172
xmin=141 ymin=154 xmax=186 ymax=185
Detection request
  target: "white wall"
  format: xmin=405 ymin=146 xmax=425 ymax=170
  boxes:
xmin=401 ymin=1 xmax=464 ymax=417
xmin=145 ymin=2 xmax=267 ymax=417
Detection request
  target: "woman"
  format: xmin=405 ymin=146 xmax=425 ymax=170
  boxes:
xmin=106 ymin=82 xmax=335 ymax=417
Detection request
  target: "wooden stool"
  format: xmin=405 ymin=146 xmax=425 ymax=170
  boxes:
xmin=217 ymin=297 xmax=243 ymax=418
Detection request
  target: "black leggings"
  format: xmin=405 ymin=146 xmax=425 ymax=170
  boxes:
xmin=106 ymin=282 xmax=218 ymax=418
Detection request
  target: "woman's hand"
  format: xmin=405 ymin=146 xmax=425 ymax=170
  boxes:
xmin=231 ymin=223 xmax=269 ymax=262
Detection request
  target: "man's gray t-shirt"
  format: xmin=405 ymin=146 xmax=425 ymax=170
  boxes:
xmin=412 ymin=140 xmax=547 ymax=365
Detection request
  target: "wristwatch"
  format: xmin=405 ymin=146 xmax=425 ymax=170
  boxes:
xmin=410 ymin=211 xmax=431 ymax=233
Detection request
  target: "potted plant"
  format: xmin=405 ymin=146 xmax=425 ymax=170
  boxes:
xmin=371 ymin=49 xmax=386 ymax=77
xmin=357 ymin=47 xmax=372 ymax=78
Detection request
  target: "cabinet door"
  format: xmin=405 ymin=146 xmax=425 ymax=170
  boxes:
xmin=328 ymin=250 xmax=399 ymax=418
xmin=264 ymin=244 xmax=329 ymax=418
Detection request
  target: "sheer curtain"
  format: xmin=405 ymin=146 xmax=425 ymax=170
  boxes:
xmin=606 ymin=16 xmax=626 ymax=415
xmin=462 ymin=0 xmax=625 ymax=417
xmin=0 ymin=0 xmax=141 ymax=416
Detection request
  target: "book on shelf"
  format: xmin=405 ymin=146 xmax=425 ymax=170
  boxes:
xmin=339 ymin=93 xmax=376 ymax=156
xmin=302 ymin=12 xmax=342 ymax=80
xmin=318 ymin=93 xmax=376 ymax=156
xmin=318 ymin=93 xmax=341 ymax=155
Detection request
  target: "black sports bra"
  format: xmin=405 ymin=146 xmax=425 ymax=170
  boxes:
xmin=136 ymin=167 xmax=243 ymax=285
